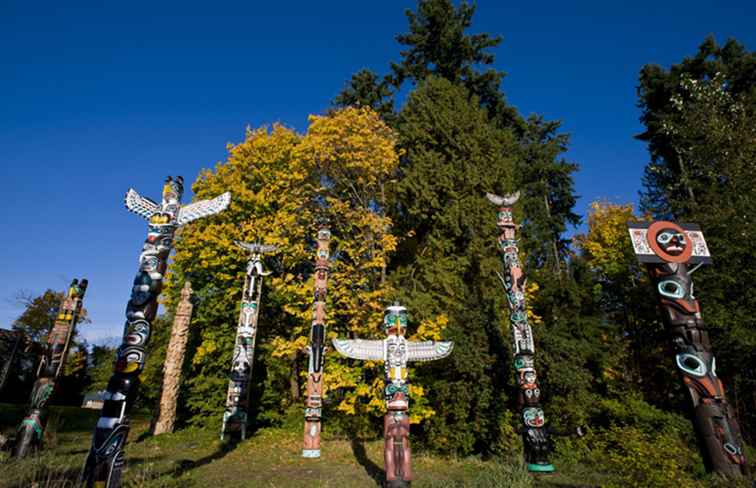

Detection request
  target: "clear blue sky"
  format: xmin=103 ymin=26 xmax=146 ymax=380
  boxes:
xmin=1 ymin=1 xmax=754 ymax=344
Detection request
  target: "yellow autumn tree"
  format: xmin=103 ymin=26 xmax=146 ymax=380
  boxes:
xmin=577 ymin=201 xmax=642 ymax=284
xmin=163 ymin=107 xmax=444 ymax=432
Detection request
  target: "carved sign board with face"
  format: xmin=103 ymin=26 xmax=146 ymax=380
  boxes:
xmin=627 ymin=221 xmax=712 ymax=265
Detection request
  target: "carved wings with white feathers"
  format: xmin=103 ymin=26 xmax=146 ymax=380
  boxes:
xmin=124 ymin=189 xmax=160 ymax=220
xmin=332 ymin=339 xmax=454 ymax=362
xmin=177 ymin=192 xmax=231 ymax=225
xmin=332 ymin=339 xmax=384 ymax=361
xmin=236 ymin=242 xmax=279 ymax=254
xmin=486 ymin=191 xmax=520 ymax=207
xmin=407 ymin=341 xmax=454 ymax=362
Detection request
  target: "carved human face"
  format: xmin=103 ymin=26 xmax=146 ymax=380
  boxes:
xmin=655 ymin=228 xmax=687 ymax=256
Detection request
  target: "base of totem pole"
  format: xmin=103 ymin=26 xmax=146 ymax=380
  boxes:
xmin=385 ymin=480 xmax=410 ymax=488
xmin=302 ymin=449 xmax=320 ymax=458
xmin=527 ymin=463 xmax=555 ymax=473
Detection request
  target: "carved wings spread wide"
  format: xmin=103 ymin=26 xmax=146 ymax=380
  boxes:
xmin=486 ymin=191 xmax=520 ymax=207
xmin=332 ymin=339 xmax=384 ymax=361
xmin=124 ymin=189 xmax=160 ymax=220
xmin=177 ymin=192 xmax=231 ymax=226
xmin=406 ymin=341 xmax=454 ymax=362
xmin=333 ymin=338 xmax=453 ymax=363
xmin=236 ymin=242 xmax=278 ymax=254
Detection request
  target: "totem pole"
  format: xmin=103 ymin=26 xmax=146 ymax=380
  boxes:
xmin=302 ymin=227 xmax=331 ymax=458
xmin=628 ymin=221 xmax=748 ymax=477
xmin=13 ymin=278 xmax=88 ymax=458
xmin=333 ymin=304 xmax=453 ymax=488
xmin=153 ymin=281 xmax=194 ymax=436
xmin=82 ymin=177 xmax=230 ymax=488
xmin=221 ymin=241 xmax=277 ymax=440
xmin=487 ymin=192 xmax=555 ymax=473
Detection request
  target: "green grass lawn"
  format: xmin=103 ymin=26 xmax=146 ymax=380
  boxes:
xmin=0 ymin=403 xmax=726 ymax=488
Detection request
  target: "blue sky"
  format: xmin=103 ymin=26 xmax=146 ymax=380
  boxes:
xmin=1 ymin=1 xmax=754 ymax=344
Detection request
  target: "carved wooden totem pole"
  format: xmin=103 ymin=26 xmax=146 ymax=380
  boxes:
xmin=628 ymin=221 xmax=748 ymax=477
xmin=153 ymin=281 xmax=194 ymax=436
xmin=13 ymin=278 xmax=88 ymax=458
xmin=83 ymin=177 xmax=230 ymax=488
xmin=302 ymin=227 xmax=331 ymax=458
xmin=221 ymin=241 xmax=277 ymax=440
xmin=487 ymin=192 xmax=555 ymax=473
xmin=333 ymin=304 xmax=453 ymax=488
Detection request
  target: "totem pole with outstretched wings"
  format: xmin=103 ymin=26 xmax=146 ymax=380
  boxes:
xmin=82 ymin=177 xmax=230 ymax=488
xmin=333 ymin=304 xmax=453 ymax=488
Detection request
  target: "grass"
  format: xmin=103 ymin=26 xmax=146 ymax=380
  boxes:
xmin=6 ymin=403 xmax=742 ymax=488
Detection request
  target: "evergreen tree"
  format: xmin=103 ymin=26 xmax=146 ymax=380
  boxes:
xmin=390 ymin=0 xmax=516 ymax=126
xmin=516 ymin=116 xmax=581 ymax=275
xmin=333 ymin=69 xmax=395 ymax=122
xmin=391 ymin=76 xmax=518 ymax=454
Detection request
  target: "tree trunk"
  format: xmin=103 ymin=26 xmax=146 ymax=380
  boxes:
xmin=153 ymin=282 xmax=193 ymax=435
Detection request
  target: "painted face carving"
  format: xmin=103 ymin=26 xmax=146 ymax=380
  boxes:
xmin=523 ymin=407 xmax=545 ymax=427
xmin=383 ymin=308 xmax=408 ymax=333
xmin=656 ymin=228 xmax=687 ymax=256
xmin=646 ymin=221 xmax=693 ymax=263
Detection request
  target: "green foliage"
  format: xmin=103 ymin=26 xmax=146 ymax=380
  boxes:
xmin=390 ymin=76 xmax=517 ymax=455
xmin=87 ymin=345 xmax=116 ymax=393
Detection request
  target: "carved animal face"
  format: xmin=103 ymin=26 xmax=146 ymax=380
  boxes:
xmin=383 ymin=308 xmax=408 ymax=334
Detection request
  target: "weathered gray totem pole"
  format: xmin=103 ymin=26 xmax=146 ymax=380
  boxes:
xmin=333 ymin=304 xmax=453 ymax=488
xmin=628 ymin=221 xmax=748 ymax=477
xmin=83 ymin=177 xmax=230 ymax=488
xmin=13 ymin=278 xmax=88 ymax=458
xmin=302 ymin=227 xmax=331 ymax=458
xmin=221 ymin=241 xmax=277 ymax=440
xmin=487 ymin=192 xmax=555 ymax=473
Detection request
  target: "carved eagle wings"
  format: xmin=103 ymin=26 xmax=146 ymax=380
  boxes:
xmin=236 ymin=242 xmax=279 ymax=255
xmin=124 ymin=189 xmax=160 ymax=220
xmin=177 ymin=192 xmax=231 ymax=225
xmin=485 ymin=191 xmax=520 ymax=207
xmin=332 ymin=339 xmax=454 ymax=362
xmin=124 ymin=189 xmax=231 ymax=225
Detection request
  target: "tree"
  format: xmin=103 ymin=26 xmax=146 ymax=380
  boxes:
xmin=389 ymin=76 xmax=519 ymax=454
xmin=164 ymin=108 xmax=412 ymax=433
xmin=637 ymin=36 xmax=756 ymax=218
xmin=516 ymin=116 xmax=581 ymax=275
xmin=333 ymin=69 xmax=395 ymax=122
xmin=390 ymin=0 xmax=516 ymax=126
xmin=12 ymin=290 xmax=64 ymax=343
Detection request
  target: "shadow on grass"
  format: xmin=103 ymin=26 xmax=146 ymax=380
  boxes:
xmin=350 ymin=438 xmax=384 ymax=486
xmin=172 ymin=438 xmax=239 ymax=477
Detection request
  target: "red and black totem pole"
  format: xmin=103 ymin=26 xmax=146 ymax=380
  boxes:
xmin=487 ymin=192 xmax=555 ymax=473
xmin=82 ymin=177 xmax=230 ymax=488
xmin=628 ymin=221 xmax=748 ymax=478
xmin=13 ymin=278 xmax=88 ymax=458
xmin=302 ymin=227 xmax=331 ymax=458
